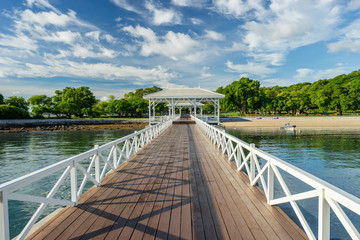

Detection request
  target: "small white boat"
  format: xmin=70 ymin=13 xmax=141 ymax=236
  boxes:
xmin=280 ymin=123 xmax=296 ymax=131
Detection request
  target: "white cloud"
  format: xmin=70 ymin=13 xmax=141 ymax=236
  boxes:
xmin=123 ymin=25 xmax=199 ymax=60
xmin=25 ymin=0 xmax=59 ymax=13
xmin=110 ymin=0 xmax=140 ymax=13
xmin=327 ymin=19 xmax=360 ymax=53
xmin=190 ymin=18 xmax=203 ymax=25
xmin=71 ymin=45 xmax=118 ymax=59
xmin=145 ymin=2 xmax=182 ymax=25
xmin=226 ymin=60 xmax=275 ymax=76
xmin=222 ymin=0 xmax=344 ymax=75
xmin=43 ymin=30 xmax=81 ymax=44
xmin=294 ymin=67 xmax=346 ymax=82
xmin=85 ymin=31 xmax=100 ymax=41
xmin=20 ymin=9 xmax=92 ymax=28
xmin=0 ymin=33 xmax=38 ymax=50
xmin=201 ymin=66 xmax=213 ymax=78
xmin=346 ymin=0 xmax=360 ymax=11
xmin=204 ymin=30 xmax=224 ymax=41
xmin=103 ymin=34 xmax=116 ymax=44
xmin=171 ymin=0 xmax=207 ymax=7
xmin=0 ymin=54 xmax=176 ymax=83
xmin=241 ymin=1 xmax=341 ymax=53
xmin=212 ymin=0 xmax=265 ymax=18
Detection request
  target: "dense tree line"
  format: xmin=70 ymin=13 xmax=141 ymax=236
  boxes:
xmin=217 ymin=70 xmax=360 ymax=115
xmin=0 ymin=86 xmax=162 ymax=119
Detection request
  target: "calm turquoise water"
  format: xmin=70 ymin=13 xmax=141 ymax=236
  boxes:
xmin=226 ymin=127 xmax=360 ymax=239
xmin=0 ymin=129 xmax=138 ymax=238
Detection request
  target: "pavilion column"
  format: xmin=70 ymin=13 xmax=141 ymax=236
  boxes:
xmin=194 ymin=103 xmax=197 ymax=118
xmin=217 ymin=99 xmax=220 ymax=124
xmin=153 ymin=104 xmax=155 ymax=122
xmin=214 ymin=104 xmax=216 ymax=118
xmin=171 ymin=99 xmax=174 ymax=119
xmin=148 ymin=100 xmax=152 ymax=125
xmin=201 ymin=107 xmax=203 ymax=118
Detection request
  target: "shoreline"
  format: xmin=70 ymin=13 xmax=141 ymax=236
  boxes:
xmin=221 ymin=116 xmax=360 ymax=128
xmin=0 ymin=122 xmax=148 ymax=133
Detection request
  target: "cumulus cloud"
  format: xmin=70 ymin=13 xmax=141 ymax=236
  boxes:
xmin=327 ymin=19 xmax=360 ymax=53
xmin=190 ymin=18 xmax=203 ymax=25
xmin=123 ymin=25 xmax=199 ymax=60
xmin=145 ymin=2 xmax=182 ymax=25
xmin=25 ymin=0 xmax=59 ymax=13
xmin=109 ymin=0 xmax=140 ymax=13
xmin=204 ymin=30 xmax=224 ymax=41
xmin=43 ymin=31 xmax=81 ymax=44
xmin=294 ymin=67 xmax=346 ymax=82
xmin=226 ymin=60 xmax=275 ymax=76
xmin=171 ymin=0 xmax=207 ymax=7
xmin=212 ymin=0 xmax=265 ymax=18
xmin=201 ymin=66 xmax=213 ymax=78
xmin=241 ymin=1 xmax=341 ymax=52
xmin=1 ymin=54 xmax=176 ymax=83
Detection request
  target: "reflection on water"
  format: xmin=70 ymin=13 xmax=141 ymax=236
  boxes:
xmin=0 ymin=129 xmax=138 ymax=238
xmin=226 ymin=127 xmax=360 ymax=239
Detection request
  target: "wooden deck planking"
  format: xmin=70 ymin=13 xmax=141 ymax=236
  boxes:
xmin=27 ymin=124 xmax=307 ymax=240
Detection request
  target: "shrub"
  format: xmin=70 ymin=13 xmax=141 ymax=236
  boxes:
xmin=0 ymin=104 xmax=30 ymax=119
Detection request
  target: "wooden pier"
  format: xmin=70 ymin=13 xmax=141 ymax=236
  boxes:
xmin=26 ymin=124 xmax=307 ymax=240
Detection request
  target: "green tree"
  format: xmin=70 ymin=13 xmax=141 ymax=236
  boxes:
xmin=0 ymin=105 xmax=29 ymax=119
xmin=28 ymin=95 xmax=52 ymax=116
xmin=0 ymin=93 xmax=4 ymax=104
xmin=4 ymin=96 xmax=29 ymax=112
xmin=222 ymin=77 xmax=261 ymax=115
xmin=53 ymin=86 xmax=97 ymax=118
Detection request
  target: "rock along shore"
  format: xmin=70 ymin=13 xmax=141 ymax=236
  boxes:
xmin=0 ymin=118 xmax=148 ymax=133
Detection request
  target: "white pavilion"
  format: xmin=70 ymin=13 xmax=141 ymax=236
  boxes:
xmin=143 ymin=88 xmax=225 ymax=125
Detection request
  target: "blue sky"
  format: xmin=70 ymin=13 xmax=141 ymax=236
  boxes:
xmin=1 ymin=0 xmax=360 ymax=100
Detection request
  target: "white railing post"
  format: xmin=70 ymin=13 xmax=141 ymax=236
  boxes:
xmin=113 ymin=144 xmax=117 ymax=169
xmin=250 ymin=143 xmax=256 ymax=182
xmin=70 ymin=161 xmax=78 ymax=205
xmin=94 ymin=145 xmax=101 ymax=184
xmin=318 ymin=188 xmax=330 ymax=240
xmin=134 ymin=131 xmax=138 ymax=154
xmin=0 ymin=191 xmax=9 ymax=240
xmin=267 ymin=161 xmax=274 ymax=204
xmin=126 ymin=141 xmax=130 ymax=159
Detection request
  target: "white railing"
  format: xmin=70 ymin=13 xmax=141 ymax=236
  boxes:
xmin=193 ymin=116 xmax=360 ymax=240
xmin=0 ymin=119 xmax=174 ymax=240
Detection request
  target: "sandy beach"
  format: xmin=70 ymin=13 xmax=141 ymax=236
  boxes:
xmin=222 ymin=116 xmax=360 ymax=128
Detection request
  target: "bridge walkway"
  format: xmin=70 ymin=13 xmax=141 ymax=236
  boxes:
xmin=27 ymin=124 xmax=307 ymax=240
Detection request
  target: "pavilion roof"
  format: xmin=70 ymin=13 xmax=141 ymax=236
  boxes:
xmin=166 ymin=102 xmax=205 ymax=107
xmin=143 ymin=88 xmax=224 ymax=100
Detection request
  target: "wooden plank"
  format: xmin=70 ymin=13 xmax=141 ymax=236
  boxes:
xmin=188 ymin=125 xmax=230 ymax=240
xmin=180 ymin=127 xmax=192 ymax=240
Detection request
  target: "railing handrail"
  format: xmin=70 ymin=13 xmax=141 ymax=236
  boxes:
xmin=0 ymin=118 xmax=176 ymax=240
xmin=193 ymin=116 xmax=360 ymax=240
